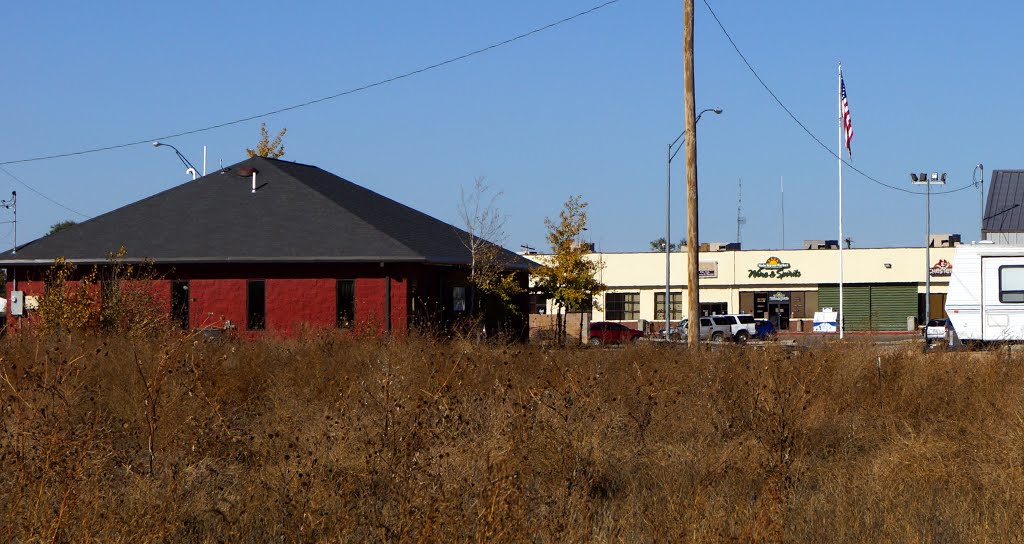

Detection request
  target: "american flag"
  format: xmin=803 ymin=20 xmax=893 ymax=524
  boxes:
xmin=840 ymin=70 xmax=853 ymax=158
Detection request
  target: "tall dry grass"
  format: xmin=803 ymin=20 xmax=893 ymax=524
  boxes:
xmin=2 ymin=333 xmax=1024 ymax=542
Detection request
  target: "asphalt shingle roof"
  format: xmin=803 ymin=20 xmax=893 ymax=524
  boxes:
xmin=983 ymin=170 xmax=1024 ymax=233
xmin=0 ymin=157 xmax=529 ymax=268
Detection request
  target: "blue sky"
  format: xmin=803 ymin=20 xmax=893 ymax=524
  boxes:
xmin=0 ymin=1 xmax=1017 ymax=253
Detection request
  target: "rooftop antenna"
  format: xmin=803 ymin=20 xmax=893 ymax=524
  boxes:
xmin=736 ymin=178 xmax=746 ymax=245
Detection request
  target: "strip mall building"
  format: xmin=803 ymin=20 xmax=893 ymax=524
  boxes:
xmin=540 ymin=241 xmax=960 ymax=333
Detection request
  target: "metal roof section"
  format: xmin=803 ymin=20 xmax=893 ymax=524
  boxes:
xmin=983 ymin=170 xmax=1024 ymax=233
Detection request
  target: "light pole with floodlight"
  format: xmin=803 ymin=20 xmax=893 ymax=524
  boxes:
xmin=911 ymin=171 xmax=945 ymax=325
xmin=974 ymin=164 xmax=985 ymax=240
xmin=665 ymin=108 xmax=721 ymax=339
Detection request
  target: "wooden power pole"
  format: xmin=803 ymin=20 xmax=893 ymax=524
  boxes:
xmin=683 ymin=0 xmax=700 ymax=348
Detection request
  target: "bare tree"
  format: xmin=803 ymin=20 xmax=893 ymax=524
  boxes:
xmin=457 ymin=178 xmax=523 ymax=331
xmin=458 ymin=177 xmax=507 ymax=288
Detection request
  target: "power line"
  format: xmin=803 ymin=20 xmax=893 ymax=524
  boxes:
xmin=0 ymin=166 xmax=91 ymax=218
xmin=0 ymin=0 xmax=626 ymax=167
xmin=701 ymin=0 xmax=975 ymax=197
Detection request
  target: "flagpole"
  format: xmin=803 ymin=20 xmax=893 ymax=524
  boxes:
xmin=838 ymin=62 xmax=845 ymax=340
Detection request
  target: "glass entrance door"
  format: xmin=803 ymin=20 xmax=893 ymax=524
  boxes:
xmin=767 ymin=291 xmax=791 ymax=330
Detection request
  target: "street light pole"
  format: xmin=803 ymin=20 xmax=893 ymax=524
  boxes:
xmin=665 ymin=108 xmax=720 ymax=340
xmin=665 ymin=142 xmax=672 ymax=338
xmin=153 ymin=141 xmax=201 ymax=180
xmin=975 ymin=163 xmax=985 ymax=241
xmin=912 ymin=171 xmax=945 ymax=325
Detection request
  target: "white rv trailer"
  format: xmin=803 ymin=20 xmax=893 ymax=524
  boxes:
xmin=946 ymin=244 xmax=1024 ymax=342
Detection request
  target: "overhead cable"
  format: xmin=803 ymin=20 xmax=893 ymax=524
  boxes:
xmin=0 ymin=0 xmax=625 ymax=167
xmin=702 ymin=0 xmax=974 ymax=197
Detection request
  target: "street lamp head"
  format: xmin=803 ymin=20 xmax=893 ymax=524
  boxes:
xmin=940 ymin=173 xmax=947 ymax=182
xmin=712 ymin=108 xmax=723 ymax=115
xmin=930 ymin=172 xmax=939 ymax=182
xmin=910 ymin=173 xmax=919 ymax=182
xmin=919 ymin=172 xmax=927 ymax=182
xmin=152 ymin=141 xmax=164 ymax=148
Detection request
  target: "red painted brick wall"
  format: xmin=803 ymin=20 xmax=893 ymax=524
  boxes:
xmin=147 ymin=279 xmax=172 ymax=313
xmin=266 ymin=278 xmax=335 ymax=335
xmin=189 ymin=279 xmax=246 ymax=330
xmin=354 ymin=276 xmax=407 ymax=335
xmin=6 ymin=263 xmax=449 ymax=338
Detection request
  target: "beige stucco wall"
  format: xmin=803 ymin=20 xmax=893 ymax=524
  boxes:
xmin=532 ymin=247 xmax=957 ymax=323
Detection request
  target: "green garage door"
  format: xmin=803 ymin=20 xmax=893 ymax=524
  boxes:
xmin=818 ymin=284 xmax=916 ymax=331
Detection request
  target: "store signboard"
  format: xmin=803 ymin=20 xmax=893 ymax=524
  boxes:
xmin=748 ymin=256 xmax=802 ymax=279
xmin=699 ymin=261 xmax=718 ymax=279
xmin=768 ymin=291 xmax=790 ymax=303
xmin=930 ymin=259 xmax=952 ymax=277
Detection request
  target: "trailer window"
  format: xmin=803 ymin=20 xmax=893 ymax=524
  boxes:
xmin=999 ymin=266 xmax=1024 ymax=302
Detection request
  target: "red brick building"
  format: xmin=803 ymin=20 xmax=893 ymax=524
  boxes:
xmin=0 ymin=157 xmax=529 ymax=336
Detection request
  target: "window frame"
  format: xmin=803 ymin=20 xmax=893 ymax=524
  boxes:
xmin=700 ymin=302 xmax=728 ymax=317
xmin=170 ymin=281 xmax=190 ymax=330
xmin=336 ymin=279 xmax=355 ymax=329
xmin=246 ymin=280 xmax=266 ymax=331
xmin=453 ymin=286 xmax=467 ymax=312
xmin=654 ymin=291 xmax=683 ymax=321
xmin=604 ymin=292 xmax=640 ymax=321
xmin=1000 ymin=265 xmax=1024 ymax=303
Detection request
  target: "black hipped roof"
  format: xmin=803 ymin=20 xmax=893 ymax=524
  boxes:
xmin=0 ymin=157 xmax=529 ymax=268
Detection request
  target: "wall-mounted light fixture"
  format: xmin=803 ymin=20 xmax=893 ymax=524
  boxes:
xmin=884 ymin=263 xmax=892 ymax=269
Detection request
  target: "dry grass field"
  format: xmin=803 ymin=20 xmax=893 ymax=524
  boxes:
xmin=2 ymin=332 xmax=1024 ymax=542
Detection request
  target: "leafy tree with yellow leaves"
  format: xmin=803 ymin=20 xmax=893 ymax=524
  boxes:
xmin=36 ymin=247 xmax=167 ymax=336
xmin=531 ymin=195 xmax=605 ymax=343
xmin=246 ymin=123 xmax=287 ymax=158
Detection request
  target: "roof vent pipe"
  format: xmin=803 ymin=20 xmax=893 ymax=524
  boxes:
xmin=235 ymin=166 xmax=259 ymax=193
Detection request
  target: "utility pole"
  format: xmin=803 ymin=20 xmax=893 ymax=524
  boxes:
xmin=683 ymin=0 xmax=700 ymax=348
xmin=2 ymin=191 xmax=16 ymax=255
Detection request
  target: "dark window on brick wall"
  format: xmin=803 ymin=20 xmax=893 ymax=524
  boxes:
xmin=171 ymin=281 xmax=189 ymax=329
xmin=247 ymin=280 xmax=265 ymax=330
xmin=337 ymin=280 xmax=355 ymax=329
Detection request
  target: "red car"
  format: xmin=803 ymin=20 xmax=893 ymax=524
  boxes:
xmin=588 ymin=322 xmax=644 ymax=345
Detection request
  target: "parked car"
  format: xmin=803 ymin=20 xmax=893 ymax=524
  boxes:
xmin=924 ymin=318 xmax=953 ymax=344
xmin=659 ymin=317 xmax=716 ymax=341
xmin=754 ymin=319 xmax=777 ymax=340
xmin=711 ymin=314 xmax=758 ymax=343
xmin=589 ymin=322 xmax=644 ymax=345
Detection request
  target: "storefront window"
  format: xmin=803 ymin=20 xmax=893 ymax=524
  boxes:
xmin=700 ymin=302 xmax=727 ymax=316
xmin=654 ymin=292 xmax=683 ymax=320
xmin=605 ymin=292 xmax=639 ymax=320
